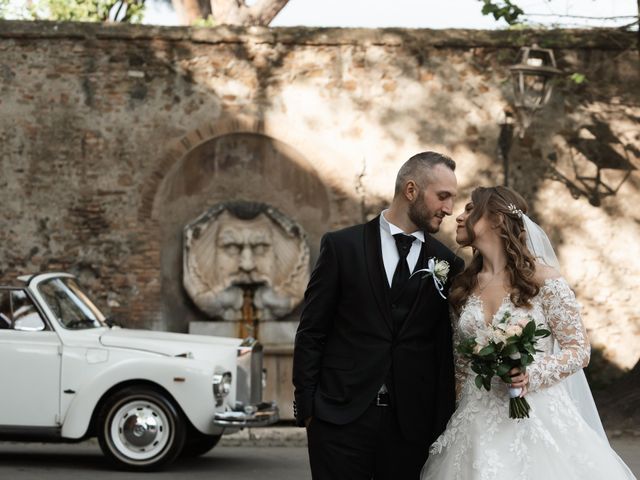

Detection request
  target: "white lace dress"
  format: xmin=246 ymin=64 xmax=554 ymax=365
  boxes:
xmin=421 ymin=278 xmax=636 ymax=480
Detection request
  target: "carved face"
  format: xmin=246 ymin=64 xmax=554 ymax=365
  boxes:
xmin=183 ymin=204 xmax=310 ymax=321
xmin=214 ymin=214 xmax=275 ymax=287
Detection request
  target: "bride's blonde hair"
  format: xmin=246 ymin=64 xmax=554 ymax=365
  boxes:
xmin=449 ymin=186 xmax=540 ymax=315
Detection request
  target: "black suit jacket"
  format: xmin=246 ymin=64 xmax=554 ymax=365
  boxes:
xmin=292 ymin=216 xmax=464 ymax=443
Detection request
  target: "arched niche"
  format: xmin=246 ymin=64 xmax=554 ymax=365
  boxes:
xmin=151 ymin=132 xmax=331 ymax=331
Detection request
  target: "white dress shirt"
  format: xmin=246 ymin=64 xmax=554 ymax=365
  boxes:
xmin=379 ymin=210 xmax=425 ymax=287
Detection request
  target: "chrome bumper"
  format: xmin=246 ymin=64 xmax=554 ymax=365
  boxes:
xmin=213 ymin=402 xmax=279 ymax=427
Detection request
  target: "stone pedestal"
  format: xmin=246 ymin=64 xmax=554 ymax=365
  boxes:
xmin=188 ymin=320 xmax=298 ymax=420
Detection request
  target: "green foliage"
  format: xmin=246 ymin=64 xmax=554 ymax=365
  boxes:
xmin=0 ymin=0 xmax=145 ymax=23
xmin=569 ymin=72 xmax=587 ymax=85
xmin=479 ymin=0 xmax=524 ymax=25
xmin=192 ymin=14 xmax=217 ymax=27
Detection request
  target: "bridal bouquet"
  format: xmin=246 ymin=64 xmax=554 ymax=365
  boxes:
xmin=456 ymin=311 xmax=551 ymax=419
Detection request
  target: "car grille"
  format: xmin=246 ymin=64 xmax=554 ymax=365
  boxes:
xmin=236 ymin=338 xmax=263 ymax=407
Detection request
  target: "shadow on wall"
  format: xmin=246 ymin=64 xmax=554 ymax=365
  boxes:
xmin=548 ymin=116 xmax=637 ymax=207
xmin=592 ymin=356 xmax=640 ymax=433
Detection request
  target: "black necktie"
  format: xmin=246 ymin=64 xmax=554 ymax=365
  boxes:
xmin=391 ymin=234 xmax=414 ymax=297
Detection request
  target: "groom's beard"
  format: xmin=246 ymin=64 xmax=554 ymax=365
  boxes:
xmin=408 ymin=196 xmax=440 ymax=234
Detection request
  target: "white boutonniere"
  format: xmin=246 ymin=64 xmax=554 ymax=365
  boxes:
xmin=410 ymin=257 xmax=450 ymax=299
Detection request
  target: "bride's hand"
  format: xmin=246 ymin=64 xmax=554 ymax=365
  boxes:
xmin=508 ymin=367 xmax=529 ymax=397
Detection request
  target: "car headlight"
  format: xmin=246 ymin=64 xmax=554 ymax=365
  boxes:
xmin=213 ymin=372 xmax=232 ymax=406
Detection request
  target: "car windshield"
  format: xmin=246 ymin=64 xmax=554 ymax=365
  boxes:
xmin=37 ymin=277 xmax=106 ymax=329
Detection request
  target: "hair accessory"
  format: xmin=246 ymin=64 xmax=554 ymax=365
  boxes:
xmin=506 ymin=203 xmax=524 ymax=218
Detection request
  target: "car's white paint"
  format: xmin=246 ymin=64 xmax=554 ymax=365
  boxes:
xmin=0 ymin=273 xmax=261 ymax=439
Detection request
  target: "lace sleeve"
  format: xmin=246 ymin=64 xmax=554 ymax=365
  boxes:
xmin=450 ymin=308 xmax=468 ymax=402
xmin=527 ymin=278 xmax=591 ymax=392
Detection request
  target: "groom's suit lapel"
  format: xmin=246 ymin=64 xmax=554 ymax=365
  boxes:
xmin=364 ymin=217 xmax=393 ymax=334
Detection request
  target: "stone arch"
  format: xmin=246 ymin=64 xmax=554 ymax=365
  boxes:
xmin=138 ymin=114 xmax=335 ymax=223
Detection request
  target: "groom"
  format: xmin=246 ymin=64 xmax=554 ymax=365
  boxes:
xmin=293 ymin=151 xmax=464 ymax=479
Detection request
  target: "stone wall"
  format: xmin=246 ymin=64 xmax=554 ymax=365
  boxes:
xmin=0 ymin=21 xmax=638 ymax=387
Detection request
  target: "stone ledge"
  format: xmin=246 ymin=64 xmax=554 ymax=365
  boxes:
xmin=220 ymin=426 xmax=308 ymax=447
xmin=0 ymin=20 xmax=635 ymax=50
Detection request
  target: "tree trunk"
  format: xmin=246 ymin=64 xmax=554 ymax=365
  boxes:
xmin=210 ymin=0 xmax=289 ymax=25
xmin=246 ymin=0 xmax=290 ymax=25
xmin=172 ymin=0 xmax=212 ymax=25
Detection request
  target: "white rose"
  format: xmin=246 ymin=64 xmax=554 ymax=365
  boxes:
xmin=434 ymin=261 xmax=450 ymax=278
xmin=505 ymin=325 xmax=523 ymax=337
xmin=473 ymin=344 xmax=484 ymax=354
xmin=475 ymin=330 xmax=491 ymax=348
xmin=492 ymin=329 xmax=508 ymax=344
xmin=517 ymin=318 xmax=530 ymax=328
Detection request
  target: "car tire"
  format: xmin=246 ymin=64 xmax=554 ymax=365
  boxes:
xmin=96 ymin=386 xmax=186 ymax=471
xmin=181 ymin=430 xmax=222 ymax=457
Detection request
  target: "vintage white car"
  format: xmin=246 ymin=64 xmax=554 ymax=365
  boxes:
xmin=0 ymin=272 xmax=278 ymax=470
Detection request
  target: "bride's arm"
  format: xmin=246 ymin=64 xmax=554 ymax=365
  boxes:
xmin=450 ymin=309 xmax=468 ymax=402
xmin=527 ymin=278 xmax=591 ymax=392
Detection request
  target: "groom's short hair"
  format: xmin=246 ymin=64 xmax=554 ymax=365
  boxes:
xmin=394 ymin=151 xmax=456 ymax=196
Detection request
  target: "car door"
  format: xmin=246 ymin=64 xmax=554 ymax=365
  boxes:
xmin=0 ymin=288 xmax=62 ymax=427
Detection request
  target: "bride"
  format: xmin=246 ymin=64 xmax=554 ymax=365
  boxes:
xmin=422 ymin=186 xmax=636 ymax=480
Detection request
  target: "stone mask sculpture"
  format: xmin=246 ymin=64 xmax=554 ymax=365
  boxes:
xmin=183 ymin=202 xmax=310 ymax=322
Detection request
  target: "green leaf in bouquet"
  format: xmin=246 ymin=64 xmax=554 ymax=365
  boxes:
xmin=471 ymin=363 xmax=483 ymax=375
xmin=523 ymin=320 xmax=536 ymax=337
xmin=482 ymin=375 xmax=493 ymax=391
xmin=502 ymin=343 xmax=518 ymax=356
xmin=535 ymin=328 xmax=551 ymax=338
xmin=521 ymin=354 xmax=534 ymax=366
xmin=475 ymin=375 xmax=484 ymax=390
xmin=500 ymin=311 xmax=511 ymax=324
xmin=479 ymin=344 xmax=495 ymax=356
xmin=496 ymin=363 xmax=511 ymax=376
xmin=524 ymin=343 xmax=536 ymax=354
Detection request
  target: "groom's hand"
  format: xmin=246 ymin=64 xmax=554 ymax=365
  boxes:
xmin=509 ymin=368 xmax=529 ymax=397
xmin=304 ymin=417 xmax=313 ymax=428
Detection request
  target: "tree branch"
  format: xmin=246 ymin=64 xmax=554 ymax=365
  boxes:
xmin=247 ymin=0 xmax=289 ymax=25
xmin=210 ymin=0 xmax=288 ymax=25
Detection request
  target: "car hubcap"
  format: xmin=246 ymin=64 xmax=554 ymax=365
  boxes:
xmin=110 ymin=399 xmax=171 ymax=461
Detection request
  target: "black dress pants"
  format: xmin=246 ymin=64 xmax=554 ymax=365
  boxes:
xmin=306 ymin=403 xmax=429 ymax=480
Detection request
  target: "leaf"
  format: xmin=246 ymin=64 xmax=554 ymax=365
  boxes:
xmin=496 ymin=363 xmax=511 ymax=376
xmin=482 ymin=375 xmax=493 ymax=391
xmin=523 ymin=320 xmax=536 ymax=337
xmin=570 ymin=72 xmax=587 ymax=85
xmin=536 ymin=328 xmax=551 ymax=338
xmin=502 ymin=343 xmax=518 ymax=356
xmin=479 ymin=344 xmax=495 ymax=356
xmin=521 ymin=354 xmax=534 ymax=366
xmin=475 ymin=375 xmax=484 ymax=390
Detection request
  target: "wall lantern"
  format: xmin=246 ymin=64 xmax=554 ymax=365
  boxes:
xmin=509 ymin=44 xmax=562 ymax=135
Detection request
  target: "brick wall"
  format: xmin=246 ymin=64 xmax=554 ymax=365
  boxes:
xmin=0 ymin=21 xmax=637 ymax=380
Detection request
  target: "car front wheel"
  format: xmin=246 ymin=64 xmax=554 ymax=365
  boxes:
xmin=97 ymin=387 xmax=186 ymax=471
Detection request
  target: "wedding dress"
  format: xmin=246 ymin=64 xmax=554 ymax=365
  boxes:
xmin=421 ymin=277 xmax=636 ymax=480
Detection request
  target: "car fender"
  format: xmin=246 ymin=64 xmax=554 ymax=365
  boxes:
xmin=61 ymin=356 xmax=233 ymax=438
